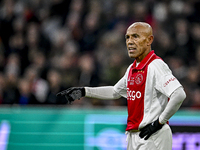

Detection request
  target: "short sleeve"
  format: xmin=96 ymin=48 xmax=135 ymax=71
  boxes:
xmin=153 ymin=60 xmax=182 ymax=97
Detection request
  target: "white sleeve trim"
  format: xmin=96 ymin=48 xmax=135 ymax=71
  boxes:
xmin=159 ymin=87 xmax=186 ymax=124
xmin=85 ymin=86 xmax=121 ymax=100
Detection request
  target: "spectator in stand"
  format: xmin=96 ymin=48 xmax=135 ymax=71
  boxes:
xmin=23 ymin=66 xmax=49 ymax=104
xmin=18 ymin=78 xmax=37 ymax=105
xmin=45 ymin=69 xmax=66 ymax=104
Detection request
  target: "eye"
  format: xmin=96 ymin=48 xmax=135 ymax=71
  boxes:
xmin=133 ymin=34 xmax=139 ymax=38
xmin=125 ymin=35 xmax=129 ymax=39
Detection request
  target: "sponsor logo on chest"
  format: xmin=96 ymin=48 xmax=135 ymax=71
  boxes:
xmin=127 ymin=70 xmax=146 ymax=101
xmin=127 ymin=88 xmax=142 ymax=101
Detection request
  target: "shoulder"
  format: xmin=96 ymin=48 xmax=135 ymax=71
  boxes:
xmin=150 ymin=59 xmax=167 ymax=67
xmin=149 ymin=59 xmax=172 ymax=75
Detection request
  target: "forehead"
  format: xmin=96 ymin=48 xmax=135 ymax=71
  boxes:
xmin=126 ymin=26 xmax=145 ymax=35
xmin=126 ymin=23 xmax=151 ymax=36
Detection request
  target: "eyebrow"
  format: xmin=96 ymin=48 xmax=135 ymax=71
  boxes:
xmin=125 ymin=33 xmax=139 ymax=38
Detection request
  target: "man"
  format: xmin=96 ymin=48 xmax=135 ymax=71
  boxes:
xmin=57 ymin=22 xmax=186 ymax=150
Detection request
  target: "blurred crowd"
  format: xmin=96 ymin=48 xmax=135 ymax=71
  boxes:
xmin=0 ymin=0 xmax=200 ymax=108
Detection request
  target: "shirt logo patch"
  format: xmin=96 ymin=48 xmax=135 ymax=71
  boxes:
xmin=135 ymin=73 xmax=143 ymax=85
xmin=128 ymin=77 xmax=135 ymax=85
xmin=163 ymin=77 xmax=176 ymax=87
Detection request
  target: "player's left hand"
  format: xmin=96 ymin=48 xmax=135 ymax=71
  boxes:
xmin=139 ymin=118 xmax=164 ymax=140
xmin=56 ymin=87 xmax=85 ymax=104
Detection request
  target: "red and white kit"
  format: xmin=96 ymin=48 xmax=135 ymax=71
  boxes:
xmin=114 ymin=50 xmax=182 ymax=131
xmin=85 ymin=50 xmax=185 ymax=150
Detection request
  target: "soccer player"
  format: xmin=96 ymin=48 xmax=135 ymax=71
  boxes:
xmin=57 ymin=22 xmax=186 ymax=150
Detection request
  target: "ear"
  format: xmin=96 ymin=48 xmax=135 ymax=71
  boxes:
xmin=147 ymin=35 xmax=154 ymax=46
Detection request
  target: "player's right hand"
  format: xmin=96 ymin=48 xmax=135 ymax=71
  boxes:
xmin=56 ymin=87 xmax=85 ymax=104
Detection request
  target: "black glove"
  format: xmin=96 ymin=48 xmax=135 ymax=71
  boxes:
xmin=139 ymin=118 xmax=164 ymax=140
xmin=56 ymin=87 xmax=85 ymax=104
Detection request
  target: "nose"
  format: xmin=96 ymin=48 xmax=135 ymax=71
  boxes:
xmin=126 ymin=37 xmax=134 ymax=45
xmin=127 ymin=39 xmax=134 ymax=46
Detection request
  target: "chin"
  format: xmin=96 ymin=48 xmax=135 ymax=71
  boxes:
xmin=128 ymin=54 xmax=136 ymax=58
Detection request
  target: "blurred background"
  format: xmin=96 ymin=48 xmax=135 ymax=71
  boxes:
xmin=0 ymin=0 xmax=200 ymax=149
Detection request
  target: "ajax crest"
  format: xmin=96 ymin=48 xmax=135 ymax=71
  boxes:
xmin=135 ymin=73 xmax=143 ymax=85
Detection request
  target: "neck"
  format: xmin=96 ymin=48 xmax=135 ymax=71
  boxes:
xmin=136 ymin=49 xmax=151 ymax=62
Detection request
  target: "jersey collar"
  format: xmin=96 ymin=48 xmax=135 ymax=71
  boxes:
xmin=132 ymin=50 xmax=156 ymax=70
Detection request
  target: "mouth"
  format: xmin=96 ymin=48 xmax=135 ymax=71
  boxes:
xmin=128 ymin=47 xmax=137 ymax=52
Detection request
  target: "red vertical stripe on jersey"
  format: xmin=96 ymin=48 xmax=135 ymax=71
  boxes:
xmin=126 ymin=51 xmax=161 ymax=131
xmin=126 ymin=67 xmax=147 ymax=130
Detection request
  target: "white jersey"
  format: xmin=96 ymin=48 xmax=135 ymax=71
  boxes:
xmin=113 ymin=51 xmax=182 ymax=130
